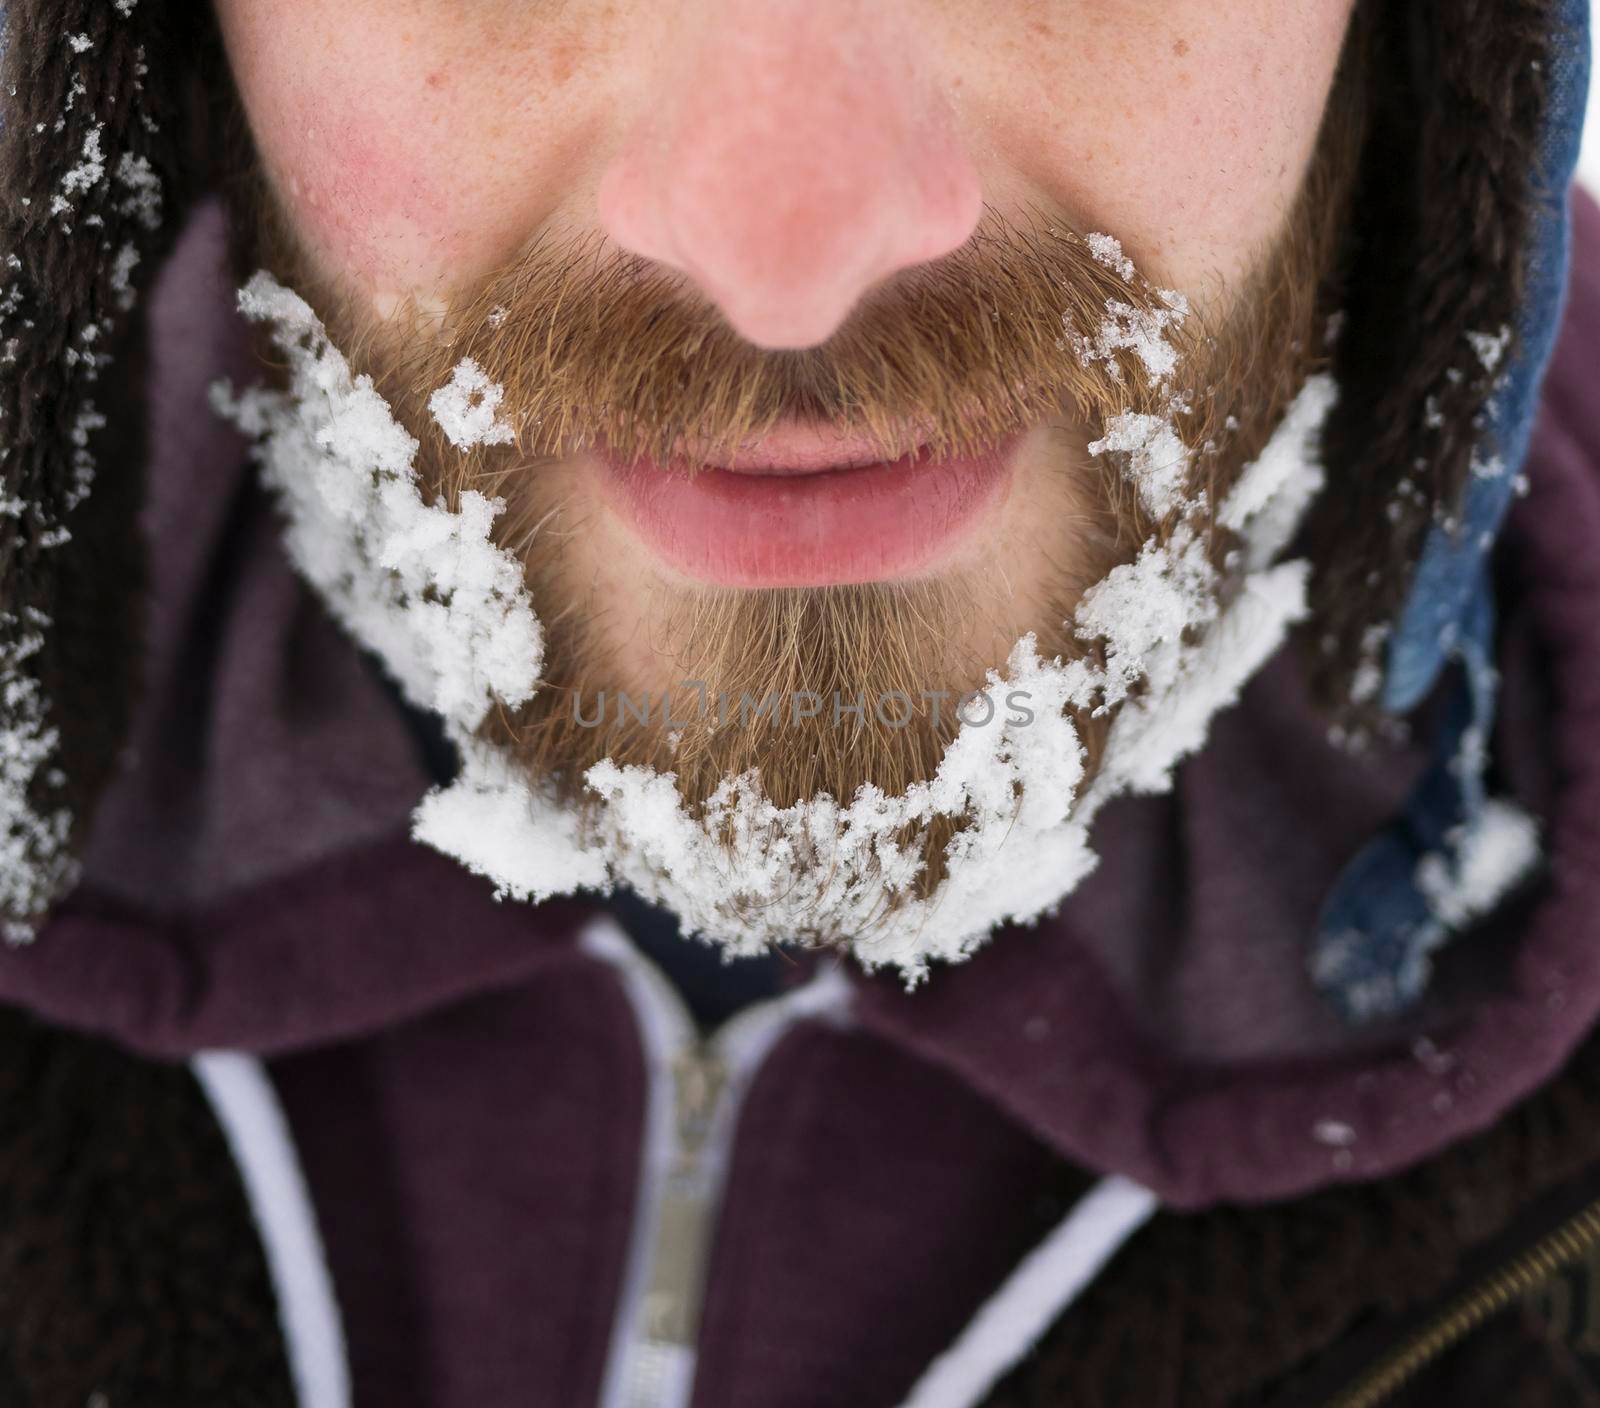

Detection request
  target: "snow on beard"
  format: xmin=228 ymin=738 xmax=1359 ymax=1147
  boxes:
xmin=215 ymin=205 xmax=1336 ymax=981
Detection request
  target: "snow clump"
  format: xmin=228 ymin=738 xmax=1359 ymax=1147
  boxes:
xmin=429 ymin=358 xmax=516 ymax=450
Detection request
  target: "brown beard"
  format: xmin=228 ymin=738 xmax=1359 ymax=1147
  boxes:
xmin=223 ymin=19 xmax=1364 ymax=902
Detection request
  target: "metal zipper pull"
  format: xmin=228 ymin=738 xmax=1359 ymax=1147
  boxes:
xmin=615 ymin=1045 xmax=728 ymax=1408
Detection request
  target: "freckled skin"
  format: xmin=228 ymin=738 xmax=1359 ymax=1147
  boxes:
xmin=214 ymin=0 xmax=1353 ymax=336
xmin=942 ymin=1 xmax=1351 ymax=299
xmin=215 ymin=0 xmax=626 ymax=312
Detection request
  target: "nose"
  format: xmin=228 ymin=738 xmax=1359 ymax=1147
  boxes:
xmin=597 ymin=0 xmax=983 ymax=350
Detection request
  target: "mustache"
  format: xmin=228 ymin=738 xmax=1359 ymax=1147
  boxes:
xmin=351 ymin=208 xmax=1206 ymax=472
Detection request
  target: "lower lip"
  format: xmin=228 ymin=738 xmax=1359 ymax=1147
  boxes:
xmin=593 ymin=439 xmax=1017 ymax=588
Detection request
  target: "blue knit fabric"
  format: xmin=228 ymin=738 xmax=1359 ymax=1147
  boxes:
xmin=1311 ymin=0 xmax=1592 ymax=1022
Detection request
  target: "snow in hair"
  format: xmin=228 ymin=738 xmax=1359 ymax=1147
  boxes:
xmin=217 ymin=267 xmax=1332 ymax=982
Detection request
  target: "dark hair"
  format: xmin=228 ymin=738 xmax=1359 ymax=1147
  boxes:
xmin=1303 ymin=0 xmax=1558 ymax=723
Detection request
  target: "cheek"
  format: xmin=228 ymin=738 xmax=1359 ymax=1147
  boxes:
xmin=217 ymin=2 xmax=608 ymax=309
xmin=263 ymin=96 xmax=471 ymax=299
xmin=972 ymin=0 xmax=1353 ymax=295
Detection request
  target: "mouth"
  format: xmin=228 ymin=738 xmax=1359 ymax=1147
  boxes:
xmin=592 ymin=421 xmax=1018 ymax=588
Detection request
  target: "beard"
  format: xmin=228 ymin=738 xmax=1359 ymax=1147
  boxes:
xmin=215 ymin=48 xmax=1363 ymax=974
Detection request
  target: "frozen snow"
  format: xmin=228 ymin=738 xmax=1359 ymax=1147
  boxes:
xmin=0 ymin=621 xmax=77 ymax=941
xmin=217 ymin=275 xmax=543 ymax=729
xmin=1311 ymin=1119 xmax=1356 ymax=1147
xmin=1416 ymin=797 xmax=1540 ymax=929
xmin=0 ymin=0 xmax=168 ymax=932
xmin=1087 ymin=411 xmax=1190 ymax=518
xmin=1347 ymin=623 xmax=1390 ymax=707
xmin=1067 ymin=297 xmax=1185 ymax=383
xmin=1218 ymin=375 xmax=1335 ymax=561
xmin=1086 ymin=232 xmax=1135 ymax=282
xmin=113 ymin=152 xmax=162 ymax=231
xmin=1465 ymin=326 xmax=1512 ymax=375
xmin=53 ymin=123 xmax=106 ymax=225
xmin=429 ymin=358 xmax=516 ymax=450
xmin=109 ymin=242 xmax=140 ymax=312
xmin=1470 ymin=449 xmax=1507 ymax=481
xmin=1073 ymin=531 xmax=1218 ymax=710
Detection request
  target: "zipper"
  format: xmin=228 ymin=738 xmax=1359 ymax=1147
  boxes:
xmin=1322 ymin=1195 xmax=1600 ymax=1408
xmin=614 ymin=1043 xmax=725 ymax=1408
xmin=582 ymin=918 xmax=853 ymax=1408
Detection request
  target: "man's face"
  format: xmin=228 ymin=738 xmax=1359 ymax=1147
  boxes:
xmin=211 ymin=0 xmax=1361 ymax=951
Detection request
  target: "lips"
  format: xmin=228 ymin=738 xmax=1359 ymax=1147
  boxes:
xmin=593 ymin=425 xmax=1017 ymax=588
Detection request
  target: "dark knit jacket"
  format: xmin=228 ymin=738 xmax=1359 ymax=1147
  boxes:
xmin=13 ymin=1016 xmax=1600 ymax=1408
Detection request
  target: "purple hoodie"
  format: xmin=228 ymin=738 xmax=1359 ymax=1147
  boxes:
xmin=2 ymin=181 xmax=1599 ymax=1408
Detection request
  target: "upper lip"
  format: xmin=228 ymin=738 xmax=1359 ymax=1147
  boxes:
xmin=673 ymin=419 xmax=931 ymax=475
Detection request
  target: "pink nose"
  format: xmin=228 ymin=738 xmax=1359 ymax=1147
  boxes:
xmin=597 ymin=0 xmax=983 ymax=350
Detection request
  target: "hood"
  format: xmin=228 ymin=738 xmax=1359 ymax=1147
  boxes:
xmin=1307 ymin=0 xmax=1592 ymax=1022
xmin=0 ymin=6 xmax=1590 ymax=994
